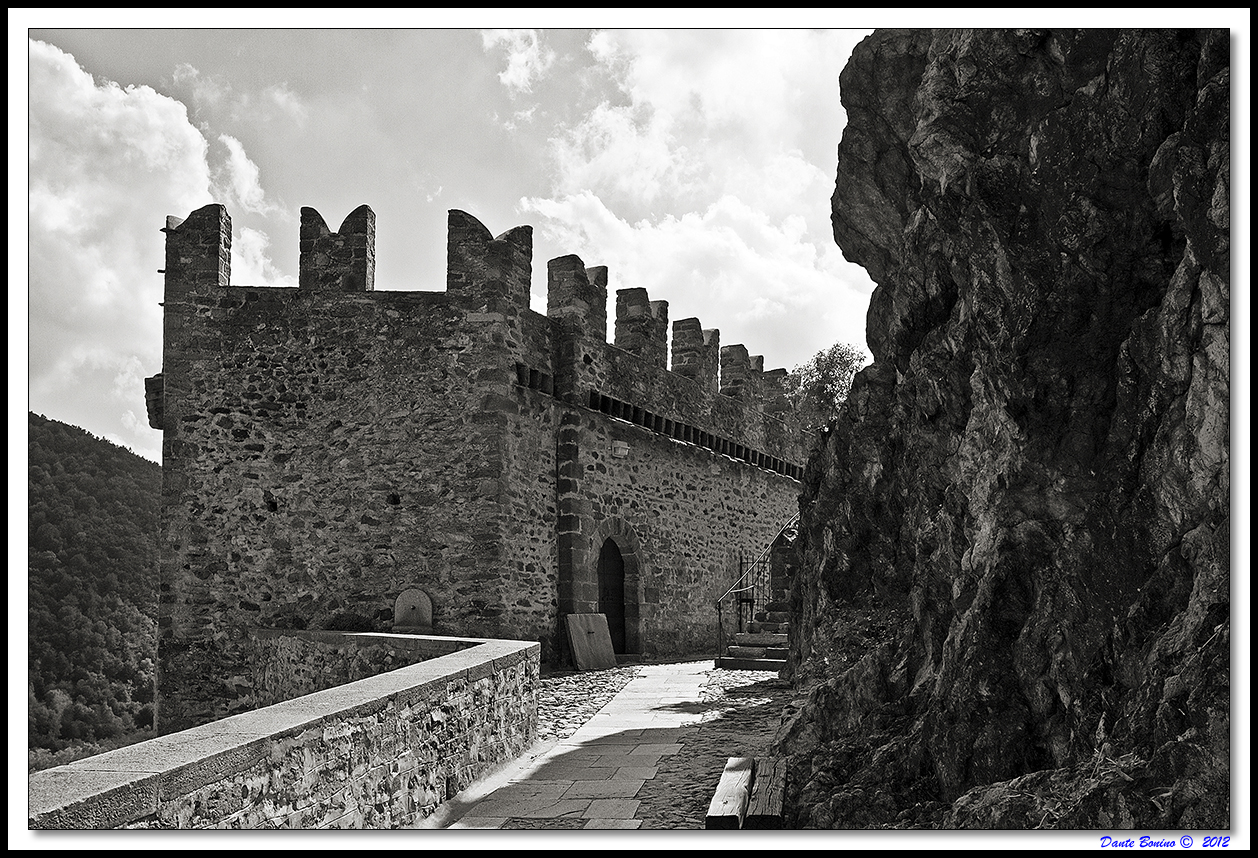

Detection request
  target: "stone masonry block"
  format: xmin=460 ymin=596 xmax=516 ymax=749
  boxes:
xmin=299 ymin=205 xmax=375 ymax=292
xmin=547 ymin=255 xmax=608 ymax=342
xmin=671 ymin=318 xmax=720 ymax=392
xmin=720 ymin=344 xmax=751 ymax=399
xmin=163 ymin=204 xmax=231 ymax=297
xmin=614 ymin=288 xmax=669 ymax=369
xmin=445 ymin=209 xmax=532 ymax=311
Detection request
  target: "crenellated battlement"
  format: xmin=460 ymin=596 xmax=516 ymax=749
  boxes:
xmin=156 ymin=203 xmax=801 ymax=465
xmin=161 ymin=203 xmax=231 ymax=297
xmin=150 ymin=200 xmax=804 ymax=727
xmin=546 ymin=254 xmax=607 ymax=340
xmin=446 ymin=209 xmax=532 ymax=312
xmin=671 ymin=318 xmax=721 ymax=392
xmin=614 ymin=288 xmax=669 ymax=369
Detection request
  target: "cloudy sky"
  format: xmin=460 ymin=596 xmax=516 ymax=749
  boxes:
xmin=9 ymin=14 xmax=1251 ymax=848
xmin=17 ymin=24 xmax=890 ymax=464
xmin=16 ymin=16 xmax=1249 ymax=469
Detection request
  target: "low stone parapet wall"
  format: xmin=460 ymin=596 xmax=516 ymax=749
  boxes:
xmin=28 ymin=637 xmax=539 ymax=829
xmin=248 ymin=629 xmax=482 ymax=707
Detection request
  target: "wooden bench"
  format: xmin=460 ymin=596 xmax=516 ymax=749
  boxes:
xmin=744 ymin=756 xmax=786 ymax=829
xmin=704 ymin=756 xmax=786 ymax=829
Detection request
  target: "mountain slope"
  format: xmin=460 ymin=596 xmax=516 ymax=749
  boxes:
xmin=27 ymin=412 xmax=161 ymax=769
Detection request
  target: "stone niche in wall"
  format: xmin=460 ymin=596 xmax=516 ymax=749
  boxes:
xmin=394 ymin=588 xmax=434 ymax=634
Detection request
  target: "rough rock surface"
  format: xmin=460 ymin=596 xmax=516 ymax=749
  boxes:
xmin=779 ymin=29 xmax=1229 ymax=829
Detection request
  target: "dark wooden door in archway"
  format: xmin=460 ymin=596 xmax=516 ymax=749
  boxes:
xmin=597 ymin=538 xmax=626 ymax=653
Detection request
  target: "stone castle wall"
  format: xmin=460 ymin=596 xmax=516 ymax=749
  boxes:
xmin=150 ymin=203 xmax=805 ymax=732
xmin=559 ymin=412 xmax=801 ymax=656
xmin=248 ymin=630 xmax=481 ymax=708
xmin=28 ymin=638 xmax=538 ymax=830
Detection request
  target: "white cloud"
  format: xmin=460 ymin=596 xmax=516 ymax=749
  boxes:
xmin=232 ymin=226 xmax=295 ymax=287
xmin=551 ymin=100 xmax=694 ymax=207
xmin=524 ymin=29 xmax=877 ymax=367
xmin=27 ymin=39 xmax=290 ymax=461
xmin=264 ymin=82 xmax=308 ymax=123
xmin=119 ymin=408 xmax=144 ymax=435
xmin=551 ymin=29 xmax=855 ymax=222
xmin=172 ymin=62 xmax=307 ymax=126
xmin=215 ymin=134 xmax=275 ymax=215
xmin=111 ymin=354 xmax=147 ymax=400
xmin=481 ymin=29 xmax=556 ymax=94
xmin=521 ymin=192 xmax=872 ymax=370
xmin=172 ymin=61 xmax=228 ymax=110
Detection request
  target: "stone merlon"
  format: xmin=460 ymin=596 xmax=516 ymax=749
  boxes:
xmin=671 ymin=318 xmax=720 ymax=393
xmin=445 ymin=209 xmax=532 ymax=312
xmin=162 ymin=204 xmax=231 ymax=298
xmin=719 ymin=344 xmax=752 ymax=399
xmin=299 ymin=204 xmax=375 ymax=292
xmin=546 ymin=255 xmax=608 ymax=343
xmin=614 ymin=288 xmax=669 ymax=369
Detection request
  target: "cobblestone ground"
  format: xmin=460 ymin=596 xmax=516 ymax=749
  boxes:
xmin=537 ymin=664 xmax=643 ymax=742
xmin=532 ymin=663 xmax=792 ymax=830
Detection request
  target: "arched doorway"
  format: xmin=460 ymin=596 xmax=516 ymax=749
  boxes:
xmin=597 ymin=538 xmax=627 ymax=653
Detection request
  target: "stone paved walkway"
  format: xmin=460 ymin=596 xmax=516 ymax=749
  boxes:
xmin=420 ymin=659 xmax=790 ymax=830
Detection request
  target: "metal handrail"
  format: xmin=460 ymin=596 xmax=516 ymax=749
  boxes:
xmin=715 ymin=512 xmax=800 ymax=664
xmin=715 ymin=512 xmax=800 ymax=606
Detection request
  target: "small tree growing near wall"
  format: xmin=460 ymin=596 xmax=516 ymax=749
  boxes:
xmin=784 ymin=341 xmax=869 ymax=432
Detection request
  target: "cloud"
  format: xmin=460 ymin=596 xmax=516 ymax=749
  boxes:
xmin=523 ymin=30 xmax=877 ymax=367
xmin=547 ymin=31 xmax=861 ymax=225
xmin=264 ymin=82 xmax=308 ymax=123
xmin=172 ymin=62 xmax=229 ymax=110
xmin=171 ymin=62 xmax=307 ymax=126
xmin=502 ymin=103 xmax=539 ymax=132
xmin=214 ymin=134 xmax=275 ymax=215
xmin=110 ymin=354 xmax=147 ymax=400
xmin=521 ymin=192 xmax=872 ymax=370
xmin=550 ymin=100 xmax=694 ymax=207
xmin=27 ymin=39 xmax=290 ymax=461
xmin=232 ymin=226 xmax=295 ymax=287
xmin=481 ymin=29 xmax=556 ymax=94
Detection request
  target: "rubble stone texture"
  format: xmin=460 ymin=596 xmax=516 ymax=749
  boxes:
xmin=151 ymin=204 xmax=805 ymax=734
xmin=28 ymin=641 xmax=538 ymax=830
xmin=247 ymin=630 xmax=479 ymax=708
xmin=781 ymin=29 xmax=1229 ymax=829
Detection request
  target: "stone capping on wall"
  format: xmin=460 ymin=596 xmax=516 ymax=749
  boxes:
xmin=513 ymin=358 xmax=802 ymax=481
xmin=28 ymin=636 xmax=539 ymax=830
xmin=584 ymin=387 xmax=802 ymax=480
xmin=248 ymin=628 xmax=476 ymax=655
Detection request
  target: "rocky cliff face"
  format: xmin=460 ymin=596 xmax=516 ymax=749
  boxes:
xmin=780 ymin=29 xmax=1230 ymax=829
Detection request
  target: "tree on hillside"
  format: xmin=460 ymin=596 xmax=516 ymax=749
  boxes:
xmin=27 ymin=413 xmax=161 ymax=771
xmin=784 ymin=341 xmax=869 ymax=431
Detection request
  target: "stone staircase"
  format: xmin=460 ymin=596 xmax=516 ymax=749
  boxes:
xmin=715 ymin=518 xmax=796 ymax=672
xmin=716 ymin=605 xmax=790 ymax=671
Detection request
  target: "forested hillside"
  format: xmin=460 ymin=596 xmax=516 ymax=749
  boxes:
xmin=27 ymin=412 xmax=160 ymax=770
